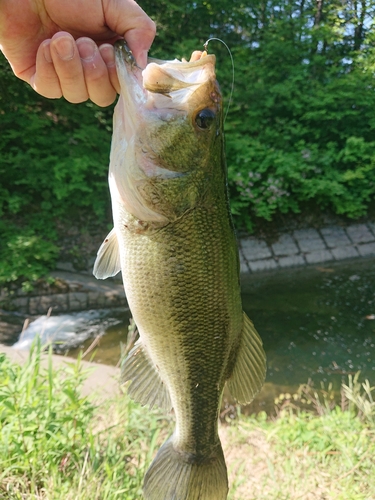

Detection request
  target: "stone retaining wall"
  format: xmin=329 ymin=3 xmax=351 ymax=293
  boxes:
xmin=239 ymin=222 xmax=375 ymax=273
xmin=1 ymin=221 xmax=375 ymax=317
xmin=0 ymin=271 xmax=126 ymax=316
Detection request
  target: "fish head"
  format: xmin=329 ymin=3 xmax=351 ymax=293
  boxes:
xmin=110 ymin=41 xmax=224 ymax=225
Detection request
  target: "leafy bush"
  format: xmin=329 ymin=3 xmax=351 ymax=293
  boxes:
xmin=0 ymin=56 xmax=113 ymax=288
xmin=0 ymin=222 xmax=58 ymax=291
xmin=227 ymin=135 xmax=375 ymax=231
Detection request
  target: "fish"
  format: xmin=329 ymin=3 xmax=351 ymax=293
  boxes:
xmin=94 ymin=40 xmax=266 ymax=500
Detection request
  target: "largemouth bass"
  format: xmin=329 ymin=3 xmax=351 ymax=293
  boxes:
xmin=94 ymin=40 xmax=266 ymax=500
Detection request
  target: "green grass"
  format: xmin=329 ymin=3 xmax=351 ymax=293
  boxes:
xmin=226 ymin=377 xmax=375 ymax=500
xmin=1 ymin=343 xmax=375 ymax=500
xmin=0 ymin=341 xmax=172 ymax=499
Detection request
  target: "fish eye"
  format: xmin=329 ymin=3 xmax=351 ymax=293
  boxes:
xmin=195 ymin=108 xmax=216 ymax=129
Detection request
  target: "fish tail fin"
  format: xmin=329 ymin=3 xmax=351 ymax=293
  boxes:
xmin=143 ymin=437 xmax=228 ymax=500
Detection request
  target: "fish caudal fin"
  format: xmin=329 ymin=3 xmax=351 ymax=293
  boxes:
xmin=93 ymin=228 xmax=121 ymax=279
xmin=227 ymin=312 xmax=266 ymax=404
xmin=143 ymin=437 xmax=228 ymax=500
xmin=121 ymin=340 xmax=172 ymax=411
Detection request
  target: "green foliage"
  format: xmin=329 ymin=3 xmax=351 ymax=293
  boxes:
xmin=0 ymin=56 xmax=113 ymax=288
xmin=0 ymin=76 xmax=112 ymax=220
xmin=2 ymin=0 xmax=375 ymax=286
xmin=0 ymin=222 xmax=58 ymax=291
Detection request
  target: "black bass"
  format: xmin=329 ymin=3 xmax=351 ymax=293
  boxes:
xmin=94 ymin=40 xmax=266 ymax=500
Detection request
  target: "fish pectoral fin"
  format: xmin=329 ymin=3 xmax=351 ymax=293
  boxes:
xmin=121 ymin=340 xmax=172 ymax=411
xmin=93 ymin=228 xmax=121 ymax=279
xmin=227 ymin=312 xmax=266 ymax=405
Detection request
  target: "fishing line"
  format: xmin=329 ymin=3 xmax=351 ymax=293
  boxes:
xmin=203 ymin=37 xmax=235 ymax=124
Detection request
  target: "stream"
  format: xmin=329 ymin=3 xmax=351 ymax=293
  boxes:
xmin=6 ymin=256 xmax=375 ymax=413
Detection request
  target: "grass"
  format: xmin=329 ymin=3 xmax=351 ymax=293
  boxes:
xmin=0 ymin=341 xmax=173 ymax=499
xmin=225 ymin=377 xmax=375 ymax=500
xmin=1 ymin=342 xmax=375 ymax=499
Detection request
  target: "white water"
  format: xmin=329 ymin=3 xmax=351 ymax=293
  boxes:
xmin=12 ymin=309 xmax=122 ymax=351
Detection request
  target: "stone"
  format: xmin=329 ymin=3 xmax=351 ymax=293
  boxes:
xmin=29 ymin=294 xmax=69 ymax=315
xmin=293 ymin=229 xmax=326 ymax=252
xmin=320 ymin=226 xmax=351 ymax=248
xmin=87 ymin=291 xmax=101 ymax=307
xmin=305 ymin=250 xmax=334 ymax=264
xmin=331 ymin=246 xmax=359 ymax=260
xmin=238 ymin=250 xmax=249 ymax=274
xmin=55 ymin=261 xmax=76 ymax=272
xmin=43 ymin=294 xmax=69 ymax=313
xmin=278 ymin=255 xmax=306 ymax=268
xmin=103 ymin=291 xmax=124 ymax=306
xmin=87 ymin=256 xmax=96 ymax=269
xmin=357 ymin=242 xmax=375 ymax=257
xmin=271 ymin=234 xmax=299 ymax=256
xmin=240 ymin=237 xmax=272 ymax=261
xmin=68 ymin=292 xmax=88 ymax=311
xmin=68 ymin=282 xmax=83 ymax=292
xmin=10 ymin=297 xmax=29 ymax=314
xmin=28 ymin=297 xmax=39 ymax=315
xmin=249 ymin=259 xmax=278 ymax=272
xmin=346 ymin=224 xmax=375 ymax=244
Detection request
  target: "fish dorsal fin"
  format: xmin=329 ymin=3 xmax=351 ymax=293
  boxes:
xmin=121 ymin=340 xmax=172 ymax=411
xmin=227 ymin=312 xmax=266 ymax=405
xmin=93 ymin=228 xmax=121 ymax=279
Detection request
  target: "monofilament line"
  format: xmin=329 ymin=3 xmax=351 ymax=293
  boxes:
xmin=203 ymin=38 xmax=235 ymax=124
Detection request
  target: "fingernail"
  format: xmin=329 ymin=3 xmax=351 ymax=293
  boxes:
xmin=54 ymin=37 xmax=74 ymax=61
xmin=78 ymin=40 xmax=97 ymax=62
xmin=43 ymin=42 xmax=52 ymax=63
xmin=29 ymin=74 xmax=36 ymax=90
xmin=100 ymin=44 xmax=115 ymax=67
xmin=137 ymin=49 xmax=148 ymax=70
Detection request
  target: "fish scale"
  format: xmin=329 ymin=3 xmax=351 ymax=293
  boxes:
xmin=121 ymin=204 xmax=240 ymax=434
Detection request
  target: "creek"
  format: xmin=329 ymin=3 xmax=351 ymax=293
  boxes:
xmin=6 ymin=256 xmax=375 ymax=412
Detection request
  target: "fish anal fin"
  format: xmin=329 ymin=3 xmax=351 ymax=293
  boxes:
xmin=121 ymin=340 xmax=172 ymax=411
xmin=93 ymin=228 xmax=121 ymax=279
xmin=143 ymin=437 xmax=228 ymax=500
xmin=227 ymin=312 xmax=266 ymax=405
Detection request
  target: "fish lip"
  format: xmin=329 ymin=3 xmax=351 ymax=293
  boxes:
xmin=114 ymin=39 xmax=146 ymax=112
xmin=114 ymin=39 xmax=218 ymax=110
xmin=114 ymin=39 xmax=138 ymax=70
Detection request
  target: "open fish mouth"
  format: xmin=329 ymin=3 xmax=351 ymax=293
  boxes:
xmin=114 ymin=39 xmax=220 ymax=128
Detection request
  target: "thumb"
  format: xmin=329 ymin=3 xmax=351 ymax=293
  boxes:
xmin=104 ymin=0 xmax=155 ymax=68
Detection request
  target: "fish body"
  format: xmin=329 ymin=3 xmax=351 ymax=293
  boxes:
xmin=94 ymin=41 xmax=266 ymax=500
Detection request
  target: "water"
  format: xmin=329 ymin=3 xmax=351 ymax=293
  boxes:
xmin=9 ymin=257 xmax=375 ymax=409
xmin=241 ymin=258 xmax=375 ymax=391
xmin=12 ymin=309 xmax=127 ymax=352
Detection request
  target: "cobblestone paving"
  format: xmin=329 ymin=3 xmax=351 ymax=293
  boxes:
xmin=239 ymin=222 xmax=375 ymax=273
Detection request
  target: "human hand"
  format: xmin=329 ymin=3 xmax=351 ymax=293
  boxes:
xmin=0 ymin=0 xmax=155 ymax=106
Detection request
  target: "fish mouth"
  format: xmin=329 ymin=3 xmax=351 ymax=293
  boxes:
xmin=114 ymin=39 xmax=219 ymax=117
